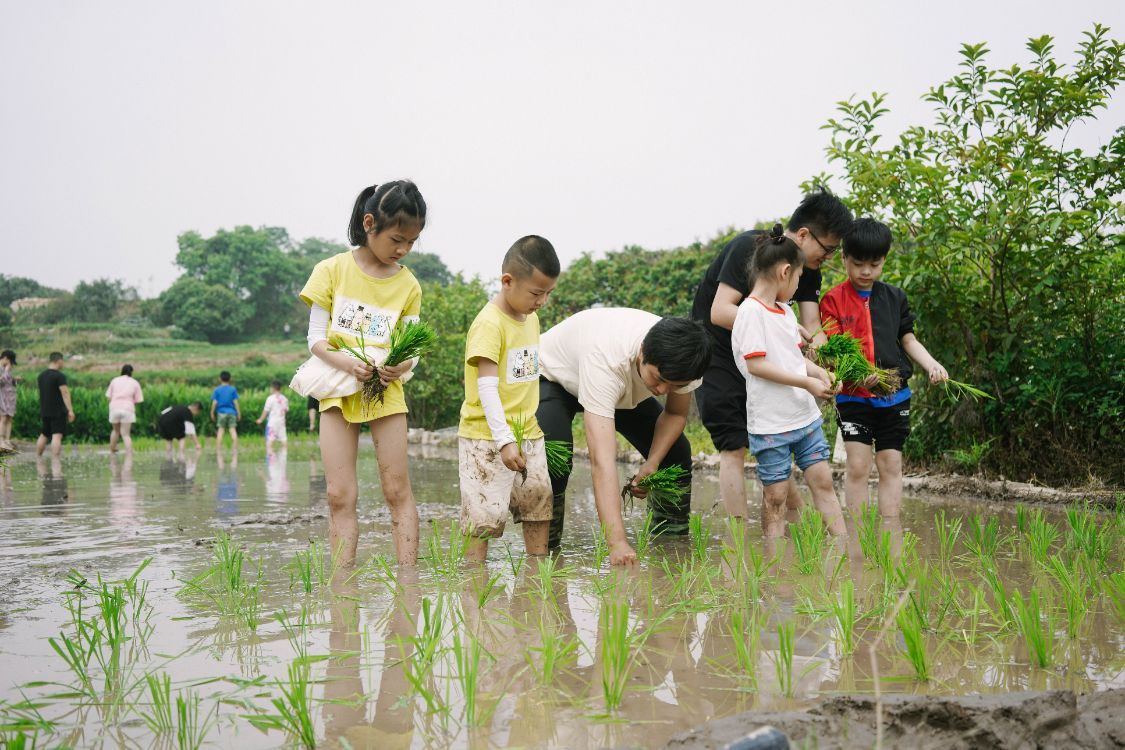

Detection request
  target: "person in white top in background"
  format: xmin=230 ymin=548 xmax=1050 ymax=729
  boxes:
xmin=106 ymin=364 xmax=144 ymax=454
xmin=731 ymin=227 xmax=846 ymax=543
xmin=256 ymin=380 xmax=289 ymax=453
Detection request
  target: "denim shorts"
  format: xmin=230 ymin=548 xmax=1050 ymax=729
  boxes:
xmin=749 ymin=418 xmax=831 ymax=486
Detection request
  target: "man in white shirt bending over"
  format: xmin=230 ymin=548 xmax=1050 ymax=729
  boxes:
xmin=537 ymin=308 xmax=713 ymax=565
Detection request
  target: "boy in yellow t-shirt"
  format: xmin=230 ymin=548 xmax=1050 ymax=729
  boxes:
xmin=459 ymin=235 xmax=561 ymax=561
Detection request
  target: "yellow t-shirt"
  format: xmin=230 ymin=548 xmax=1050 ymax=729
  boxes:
xmin=299 ymin=251 xmax=422 ymax=423
xmin=458 ymin=302 xmax=544 ymax=440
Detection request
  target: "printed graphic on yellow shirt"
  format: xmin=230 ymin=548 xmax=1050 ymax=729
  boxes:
xmin=332 ymin=295 xmax=399 ymax=344
xmin=507 ymin=346 xmax=539 ymax=383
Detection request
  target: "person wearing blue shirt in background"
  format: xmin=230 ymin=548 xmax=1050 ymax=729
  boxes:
xmin=210 ymin=370 xmax=241 ymax=450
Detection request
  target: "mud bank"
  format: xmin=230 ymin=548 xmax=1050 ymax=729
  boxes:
xmin=664 ymin=689 xmax=1125 ymax=750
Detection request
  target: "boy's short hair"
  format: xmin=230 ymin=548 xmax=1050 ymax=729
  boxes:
xmin=788 ymin=189 xmax=854 ymax=240
xmin=271 ymin=380 xmax=282 ymax=390
xmin=642 ymin=318 xmax=713 ymax=382
xmin=189 ymin=401 xmax=203 ymax=410
xmin=220 ymin=371 xmax=231 ymax=382
xmin=843 ymin=218 xmax=893 ymax=262
xmin=49 ymin=351 xmax=64 ymax=363
xmin=502 ymin=235 xmax=560 ymax=280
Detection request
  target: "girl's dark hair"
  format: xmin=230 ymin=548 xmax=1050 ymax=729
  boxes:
xmin=121 ymin=364 xmax=134 ymax=376
xmin=348 ymin=180 xmax=428 ymax=246
xmin=749 ymin=224 xmax=804 ymax=286
xmin=0 ymin=349 xmax=15 ymax=365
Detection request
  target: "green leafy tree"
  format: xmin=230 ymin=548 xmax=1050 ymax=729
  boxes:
xmin=158 ymin=277 xmax=251 ymax=342
xmin=540 ymin=230 xmax=739 ymax=328
xmin=0 ymin=275 xmax=64 ymax=308
xmin=815 ymin=24 xmax=1125 ymax=482
xmin=404 ymin=252 xmax=453 ymax=286
xmin=174 ymin=226 xmax=304 ymax=337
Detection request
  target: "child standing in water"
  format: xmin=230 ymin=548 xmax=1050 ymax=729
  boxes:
xmin=256 ymin=380 xmax=290 ymax=452
xmin=299 ymin=181 xmax=427 ymax=565
xmin=458 ymin=236 xmax=560 ymax=561
xmin=732 ymin=227 xmax=846 ymax=540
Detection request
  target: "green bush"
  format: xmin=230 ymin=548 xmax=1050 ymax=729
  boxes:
xmin=816 ymin=25 xmax=1125 ymax=484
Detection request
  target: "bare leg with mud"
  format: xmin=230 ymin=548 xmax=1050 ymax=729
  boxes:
xmin=369 ymin=413 xmax=419 ymax=565
xmin=874 ymin=449 xmax=903 ymax=519
xmin=320 ymin=408 xmax=360 ymax=565
xmin=802 ymin=461 xmax=846 ymax=536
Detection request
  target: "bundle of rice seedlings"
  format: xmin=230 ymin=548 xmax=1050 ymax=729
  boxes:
xmin=942 ymin=379 xmax=994 ymax=402
xmin=622 ymin=465 xmax=689 ymax=516
xmin=333 ymin=321 xmax=438 ymax=407
xmin=814 ymin=331 xmax=902 ymax=397
xmin=508 ymin=413 xmax=531 ymax=483
xmin=544 ymin=441 xmax=572 ymax=479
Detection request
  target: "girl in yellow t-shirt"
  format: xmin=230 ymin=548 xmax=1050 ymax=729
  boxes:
xmin=299 ymin=180 xmax=426 ymax=565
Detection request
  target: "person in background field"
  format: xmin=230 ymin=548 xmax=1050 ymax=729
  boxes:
xmin=692 ymin=190 xmax=853 ymax=523
xmin=36 ymin=352 xmax=74 ymax=458
xmin=307 ymin=395 xmax=319 ymax=432
xmin=0 ymin=350 xmax=18 ymax=453
xmin=158 ymin=401 xmax=203 ymax=453
xmin=732 ymin=228 xmax=846 ymax=542
xmin=819 ymin=218 xmax=948 ymax=521
xmin=298 ymin=180 xmax=427 ymax=566
xmin=458 ymin=235 xmax=560 ymax=562
xmin=106 ymin=364 xmax=144 ymax=453
xmin=257 ymin=380 xmax=290 ymax=452
xmin=537 ymin=309 xmax=713 ymax=565
xmin=211 ymin=370 xmax=240 ymax=450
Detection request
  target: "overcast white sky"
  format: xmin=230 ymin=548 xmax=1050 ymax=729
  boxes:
xmin=2 ymin=1 xmax=1122 ymax=297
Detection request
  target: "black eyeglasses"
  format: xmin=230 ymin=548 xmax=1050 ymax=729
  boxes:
xmin=808 ymin=230 xmax=840 ymax=256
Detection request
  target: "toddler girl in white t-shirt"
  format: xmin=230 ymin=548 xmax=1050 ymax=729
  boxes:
xmin=731 ymin=227 xmax=846 ymax=540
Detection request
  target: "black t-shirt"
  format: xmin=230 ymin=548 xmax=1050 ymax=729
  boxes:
xmin=158 ymin=405 xmax=193 ymax=438
xmin=691 ymin=229 xmax=822 ymax=347
xmin=38 ymin=368 xmax=68 ymax=417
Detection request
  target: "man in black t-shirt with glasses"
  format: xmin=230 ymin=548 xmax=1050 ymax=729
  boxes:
xmin=36 ymin=351 xmax=75 ymax=458
xmin=691 ymin=191 xmax=853 ymax=523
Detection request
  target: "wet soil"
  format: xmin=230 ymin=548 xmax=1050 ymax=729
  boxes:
xmin=665 ymin=688 xmax=1125 ymax=749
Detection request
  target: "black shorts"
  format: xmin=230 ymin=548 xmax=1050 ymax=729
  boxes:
xmin=307 ymin=396 xmax=320 ymax=411
xmin=695 ymin=350 xmax=748 ymax=452
xmin=158 ymin=422 xmax=185 ymax=441
xmin=40 ymin=415 xmax=68 ymax=437
xmin=836 ymin=398 xmax=911 ymax=452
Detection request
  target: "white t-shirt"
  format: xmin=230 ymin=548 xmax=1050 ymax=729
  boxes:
xmin=540 ymin=308 xmax=701 ymax=419
xmin=263 ymin=393 xmax=289 ymax=428
xmin=731 ymin=297 xmax=820 ymax=435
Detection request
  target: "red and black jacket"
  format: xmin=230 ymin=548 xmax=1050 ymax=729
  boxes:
xmin=819 ymin=280 xmax=916 ymax=398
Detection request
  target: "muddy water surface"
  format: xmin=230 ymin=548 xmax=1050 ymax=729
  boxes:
xmin=1 ymin=443 xmax=1122 ymax=749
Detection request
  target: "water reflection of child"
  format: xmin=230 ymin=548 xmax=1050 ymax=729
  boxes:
xmin=215 ymin=449 xmax=239 ymax=514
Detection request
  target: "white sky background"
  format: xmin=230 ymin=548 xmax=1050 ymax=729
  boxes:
xmin=2 ymin=1 xmax=1123 ymax=297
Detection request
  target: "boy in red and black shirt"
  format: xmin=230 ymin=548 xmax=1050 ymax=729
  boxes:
xmin=819 ymin=219 xmax=948 ymax=519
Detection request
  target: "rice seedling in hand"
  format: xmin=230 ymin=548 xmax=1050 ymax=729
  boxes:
xmin=623 ymin=465 xmax=689 ymax=519
xmin=330 ymin=320 xmax=437 ymax=406
xmin=940 ymin=378 xmax=994 ymax=402
xmin=508 ymin=412 xmax=531 ymax=483
xmin=545 ymin=440 xmax=573 ymax=479
xmin=896 ymin=604 xmax=930 ymax=681
xmin=771 ymin=620 xmax=796 ymax=697
xmin=1011 ymin=589 xmax=1055 ymax=668
xmin=814 ymin=331 xmax=902 ymax=396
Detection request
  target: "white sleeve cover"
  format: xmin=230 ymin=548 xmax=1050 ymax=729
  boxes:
xmin=477 ymin=376 xmax=515 ymax=447
xmin=307 ymin=304 xmax=331 ymax=351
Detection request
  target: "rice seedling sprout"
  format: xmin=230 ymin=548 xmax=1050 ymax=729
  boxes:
xmin=772 ymin=620 xmax=796 ymax=697
xmin=1011 ymin=589 xmax=1055 ymax=668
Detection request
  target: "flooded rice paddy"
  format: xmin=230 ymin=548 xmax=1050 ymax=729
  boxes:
xmin=1 ymin=442 xmax=1122 ymax=749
